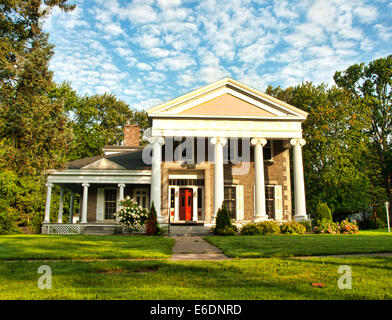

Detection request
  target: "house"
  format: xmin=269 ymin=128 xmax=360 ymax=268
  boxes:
xmin=42 ymin=78 xmax=308 ymax=235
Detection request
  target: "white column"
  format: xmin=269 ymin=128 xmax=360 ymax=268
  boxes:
xmin=251 ymin=138 xmax=269 ymax=222
xmin=117 ymin=183 xmax=126 ymax=222
xmin=118 ymin=184 xmax=125 ymax=201
xmin=211 ymin=137 xmax=227 ymax=220
xmin=44 ymin=183 xmax=53 ymax=223
xmin=149 ymin=136 xmax=165 ymax=223
xmin=57 ymin=187 xmax=64 ymax=223
xmin=81 ymin=183 xmax=89 ymax=223
xmin=69 ymin=191 xmax=74 ymax=224
xmin=290 ymin=138 xmax=308 ymax=221
xmin=192 ymin=187 xmax=198 ymax=221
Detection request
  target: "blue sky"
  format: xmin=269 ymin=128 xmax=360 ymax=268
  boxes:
xmin=43 ymin=0 xmax=392 ymax=110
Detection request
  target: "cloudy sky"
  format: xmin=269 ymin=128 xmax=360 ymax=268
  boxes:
xmin=44 ymin=0 xmax=392 ymax=110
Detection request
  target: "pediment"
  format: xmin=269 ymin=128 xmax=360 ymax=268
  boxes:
xmin=147 ymin=78 xmax=308 ymax=120
xmin=81 ymin=158 xmax=125 ymax=170
xmin=178 ymin=93 xmax=277 ymax=117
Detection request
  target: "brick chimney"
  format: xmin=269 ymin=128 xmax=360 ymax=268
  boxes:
xmin=123 ymin=124 xmax=140 ymax=147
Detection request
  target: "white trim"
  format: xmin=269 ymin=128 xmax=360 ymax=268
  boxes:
xmin=236 ymin=185 xmax=244 ymax=221
xmin=96 ymin=188 xmax=105 ymax=222
xmin=148 ymin=79 xmax=307 ymax=118
xmin=169 ymin=174 xmax=204 ymax=179
xmin=274 ymin=185 xmax=283 ymax=221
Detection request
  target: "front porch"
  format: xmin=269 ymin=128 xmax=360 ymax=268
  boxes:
xmin=42 ymin=168 xmax=151 ymax=234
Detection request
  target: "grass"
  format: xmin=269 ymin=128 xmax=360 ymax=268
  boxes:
xmin=0 ymin=257 xmax=391 ymax=299
xmin=0 ymin=235 xmax=175 ymax=260
xmin=204 ymin=229 xmax=392 ymax=258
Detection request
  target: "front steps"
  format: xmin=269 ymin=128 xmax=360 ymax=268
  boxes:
xmin=168 ymin=223 xmax=213 ymax=237
xmin=81 ymin=226 xmax=118 ymax=235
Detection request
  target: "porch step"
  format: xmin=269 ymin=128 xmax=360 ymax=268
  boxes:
xmin=81 ymin=226 xmax=117 ymax=235
xmin=169 ymin=225 xmax=213 ymax=237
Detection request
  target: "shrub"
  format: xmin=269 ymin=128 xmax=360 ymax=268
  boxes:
xmin=145 ymin=202 xmax=161 ymax=236
xmin=313 ymin=221 xmax=340 ymax=234
xmin=299 ymin=220 xmax=312 ymax=232
xmin=215 ymin=225 xmax=237 ymax=236
xmin=340 ymin=220 xmax=359 ymax=234
xmin=0 ymin=210 xmax=21 ymax=235
xmin=257 ymin=221 xmax=281 ymax=235
xmin=115 ymin=196 xmax=149 ymax=232
xmin=239 ymin=223 xmax=263 ymax=235
xmin=213 ymin=203 xmax=237 ymax=235
xmin=280 ymin=222 xmax=306 ymax=234
xmin=313 ymin=202 xmax=333 ymax=226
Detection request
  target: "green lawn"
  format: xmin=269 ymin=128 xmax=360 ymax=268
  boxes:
xmin=1 ymin=257 xmax=391 ymax=299
xmin=205 ymin=229 xmax=392 ymax=258
xmin=0 ymin=235 xmax=175 ymax=260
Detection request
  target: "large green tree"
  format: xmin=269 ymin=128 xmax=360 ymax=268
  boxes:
xmin=50 ymin=82 xmax=149 ymax=161
xmin=0 ymin=0 xmax=74 ymax=232
xmin=334 ymin=55 xmax=392 ymax=215
xmin=266 ymin=82 xmax=372 ymax=219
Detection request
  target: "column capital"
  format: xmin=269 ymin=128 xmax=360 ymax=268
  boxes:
xmin=148 ymin=136 xmax=165 ymax=145
xmin=290 ymin=138 xmax=306 ymax=147
xmin=46 ymin=182 xmax=54 ymax=188
xmin=210 ymin=137 xmax=227 ymax=146
xmin=251 ymin=137 xmax=267 ymax=146
xmin=82 ymin=183 xmax=90 ymax=188
xmin=118 ymin=183 xmax=126 ymax=188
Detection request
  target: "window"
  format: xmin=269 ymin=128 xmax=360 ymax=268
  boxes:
xmin=265 ymin=186 xmax=275 ymax=219
xmin=104 ymin=189 xmax=117 ymax=220
xmin=134 ymin=188 xmax=149 ymax=209
xmin=224 ymin=186 xmax=237 ymax=219
xmin=169 ymin=179 xmax=204 ymax=186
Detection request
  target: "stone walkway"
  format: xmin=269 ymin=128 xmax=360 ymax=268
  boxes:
xmin=170 ymin=236 xmax=231 ymax=261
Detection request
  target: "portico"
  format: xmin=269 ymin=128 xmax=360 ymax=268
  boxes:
xmin=147 ymin=78 xmax=309 ymax=225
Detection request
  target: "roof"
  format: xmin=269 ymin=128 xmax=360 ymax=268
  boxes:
xmin=147 ymin=78 xmax=308 ymax=120
xmin=66 ymin=149 xmax=150 ymax=171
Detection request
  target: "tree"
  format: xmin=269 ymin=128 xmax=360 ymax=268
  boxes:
xmin=0 ymin=0 xmax=74 ymax=232
xmin=266 ymin=82 xmax=372 ymax=218
xmin=334 ymin=55 xmax=392 ymax=216
xmin=0 ymin=0 xmax=75 ymax=175
xmin=51 ymin=82 xmax=149 ymax=161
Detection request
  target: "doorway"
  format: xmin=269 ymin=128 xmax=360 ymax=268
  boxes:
xmin=179 ymin=188 xmax=193 ymax=221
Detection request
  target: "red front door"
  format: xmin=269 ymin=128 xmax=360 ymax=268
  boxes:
xmin=179 ymin=188 xmax=193 ymax=221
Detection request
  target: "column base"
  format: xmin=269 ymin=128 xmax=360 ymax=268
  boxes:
xmin=253 ymin=215 xmax=269 ymax=222
xmin=294 ymin=215 xmax=309 ymax=222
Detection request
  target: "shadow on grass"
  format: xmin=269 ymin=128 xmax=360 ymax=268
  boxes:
xmin=1 ymin=258 xmax=389 ymax=300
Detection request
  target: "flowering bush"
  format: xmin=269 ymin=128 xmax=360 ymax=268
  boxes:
xmin=115 ymin=196 xmax=149 ymax=232
xmin=313 ymin=220 xmax=359 ymax=234
xmin=339 ymin=220 xmax=359 ymax=234
xmin=313 ymin=221 xmax=340 ymax=234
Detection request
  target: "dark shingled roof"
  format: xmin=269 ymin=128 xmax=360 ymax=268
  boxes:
xmin=66 ymin=149 xmax=151 ymax=170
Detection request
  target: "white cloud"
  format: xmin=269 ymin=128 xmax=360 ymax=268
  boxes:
xmin=136 ymin=62 xmax=153 ymax=71
xmin=354 ymin=5 xmax=378 ymax=24
xmin=374 ymin=24 xmax=392 ymax=41
xmin=126 ymin=4 xmax=157 ymax=24
xmin=145 ymin=71 xmax=167 ymax=82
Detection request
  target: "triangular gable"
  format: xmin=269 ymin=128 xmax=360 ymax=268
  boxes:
xmin=147 ymin=78 xmax=308 ymax=119
xmin=81 ymin=158 xmax=126 ymax=170
xmin=178 ymin=93 xmax=277 ymax=117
